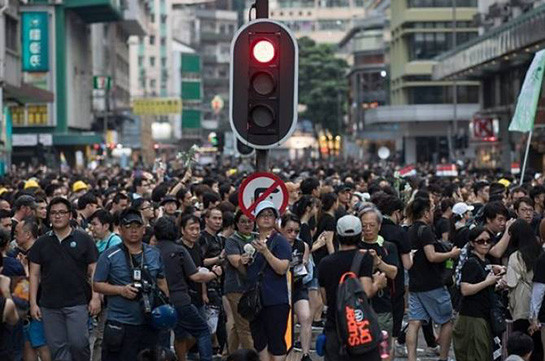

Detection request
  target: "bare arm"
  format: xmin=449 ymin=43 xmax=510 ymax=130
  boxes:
xmin=189 ymin=271 xmax=217 ymax=283
xmin=376 ymin=259 xmax=397 ymax=280
xmin=423 ymin=244 xmax=459 ymax=263
xmin=93 ymin=282 xmax=125 ymax=296
xmin=401 ymin=253 xmax=413 ymax=270
xmin=461 ymin=278 xmax=495 ymax=296
xmin=29 ymin=262 xmax=41 ymax=309
xmin=489 ymin=232 xmax=511 ymax=259
xmin=3 ymin=298 xmax=19 ymax=326
xmin=262 ymin=248 xmax=290 ymax=275
xmin=227 ymin=254 xmax=248 ymax=275
xmin=157 ymin=278 xmax=169 ymax=297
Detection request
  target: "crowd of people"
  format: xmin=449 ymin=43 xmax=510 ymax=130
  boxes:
xmin=2 ymin=160 xmax=545 ymax=361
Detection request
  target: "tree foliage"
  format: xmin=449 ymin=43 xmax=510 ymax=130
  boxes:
xmin=298 ymin=37 xmax=348 ymax=134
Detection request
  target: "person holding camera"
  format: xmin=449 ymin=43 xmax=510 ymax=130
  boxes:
xmin=93 ymin=208 xmax=168 ymax=361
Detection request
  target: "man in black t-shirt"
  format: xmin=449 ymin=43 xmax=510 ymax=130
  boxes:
xmin=406 ymin=198 xmax=460 ymax=361
xmin=155 ymin=216 xmax=221 ymax=361
xmin=358 ymin=207 xmax=398 ymax=347
xmin=28 ymin=197 xmax=99 ymax=361
xmin=319 ymin=215 xmax=386 ymax=361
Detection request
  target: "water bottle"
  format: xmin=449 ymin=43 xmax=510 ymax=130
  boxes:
xmin=379 ymin=330 xmax=389 ymax=359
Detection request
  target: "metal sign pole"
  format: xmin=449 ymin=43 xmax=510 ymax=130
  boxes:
xmin=255 ymin=0 xmax=269 ymax=172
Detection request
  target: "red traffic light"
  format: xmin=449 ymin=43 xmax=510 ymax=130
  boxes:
xmin=252 ymin=40 xmax=275 ymax=63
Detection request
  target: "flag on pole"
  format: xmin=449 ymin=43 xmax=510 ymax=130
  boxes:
xmin=509 ymin=49 xmax=545 ymax=132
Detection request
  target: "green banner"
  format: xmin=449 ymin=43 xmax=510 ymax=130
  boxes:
xmin=509 ymin=49 xmax=545 ymax=133
xmin=22 ymin=12 xmax=49 ymax=72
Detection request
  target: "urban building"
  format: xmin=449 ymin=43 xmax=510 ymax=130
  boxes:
xmin=262 ymin=0 xmax=366 ymax=45
xmin=364 ymin=0 xmax=480 ymax=164
xmin=434 ymin=0 xmax=545 ymax=171
xmin=339 ymin=7 xmax=390 ymax=162
xmin=4 ymin=1 xmax=152 ymax=166
xmin=172 ymin=2 xmax=237 ymax=144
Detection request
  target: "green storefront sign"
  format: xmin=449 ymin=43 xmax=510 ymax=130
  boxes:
xmin=22 ymin=12 xmax=49 ymax=72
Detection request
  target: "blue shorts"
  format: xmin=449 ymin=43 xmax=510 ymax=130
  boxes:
xmin=408 ymin=286 xmax=453 ymax=325
xmin=23 ymin=319 xmax=47 ymax=348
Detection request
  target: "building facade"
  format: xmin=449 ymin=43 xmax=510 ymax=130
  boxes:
xmin=434 ymin=0 xmax=545 ymax=171
xmin=364 ymin=0 xmax=480 ymax=164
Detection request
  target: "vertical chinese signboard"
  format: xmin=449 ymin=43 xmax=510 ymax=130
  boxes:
xmin=22 ymin=12 xmax=49 ymax=72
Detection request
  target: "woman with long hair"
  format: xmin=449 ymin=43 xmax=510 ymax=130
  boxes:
xmin=505 ymin=219 xmax=543 ymax=361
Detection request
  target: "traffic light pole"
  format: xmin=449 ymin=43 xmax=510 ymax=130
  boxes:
xmin=255 ymin=0 xmax=269 ymax=172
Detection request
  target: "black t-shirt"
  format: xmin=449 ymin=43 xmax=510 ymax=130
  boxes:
xmin=313 ymin=213 xmax=337 ymax=267
xmin=180 ymin=240 xmax=204 ymax=306
xmin=434 ymin=217 xmax=450 ymax=240
xmin=358 ymin=241 xmax=398 ymax=314
xmin=380 ymin=218 xmax=411 ymax=298
xmin=452 ymin=226 xmax=470 ymax=249
xmin=459 ymin=255 xmax=492 ymax=320
xmin=156 ymin=240 xmax=198 ymax=307
xmin=532 ymin=253 xmax=545 ymax=322
xmin=27 ymin=229 xmax=98 ymax=308
xmin=318 ymin=249 xmax=373 ymax=331
xmin=407 ymin=222 xmax=443 ymax=292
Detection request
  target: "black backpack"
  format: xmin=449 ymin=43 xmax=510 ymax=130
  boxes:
xmin=336 ymin=251 xmax=382 ymax=356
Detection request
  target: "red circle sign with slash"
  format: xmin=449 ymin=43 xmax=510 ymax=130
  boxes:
xmin=238 ymin=172 xmax=289 ymax=220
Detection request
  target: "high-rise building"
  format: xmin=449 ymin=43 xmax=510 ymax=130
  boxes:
xmin=434 ymin=0 xmax=545 ymax=170
xmin=172 ymin=2 xmax=237 ymax=140
xmin=363 ymin=0 xmax=480 ymax=163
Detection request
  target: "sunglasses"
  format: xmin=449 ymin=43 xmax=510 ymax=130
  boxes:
xmin=473 ymin=239 xmax=492 ymax=245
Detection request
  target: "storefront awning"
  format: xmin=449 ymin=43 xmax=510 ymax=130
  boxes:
xmin=53 ymin=132 xmax=103 ymax=146
xmin=3 ymin=83 xmax=54 ymax=104
xmin=433 ymin=4 xmax=545 ymax=80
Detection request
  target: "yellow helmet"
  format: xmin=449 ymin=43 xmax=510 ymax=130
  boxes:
xmin=72 ymin=181 xmax=88 ymax=193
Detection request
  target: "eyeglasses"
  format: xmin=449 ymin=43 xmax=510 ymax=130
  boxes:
xmin=518 ymin=207 xmax=534 ymax=214
xmin=50 ymin=210 xmax=70 ymax=217
xmin=258 ymin=211 xmax=275 ymax=219
xmin=122 ymin=223 xmax=143 ymax=230
xmin=473 ymin=238 xmax=492 ymax=245
xmin=140 ymin=206 xmax=152 ymax=211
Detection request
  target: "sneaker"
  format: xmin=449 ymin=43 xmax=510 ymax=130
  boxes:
xmin=301 ymin=354 xmax=313 ymax=361
xmin=293 ymin=341 xmax=302 ymax=351
xmin=312 ymin=320 xmax=324 ymax=329
xmin=394 ymin=341 xmax=408 ymax=357
xmin=424 ymin=345 xmax=440 ymax=356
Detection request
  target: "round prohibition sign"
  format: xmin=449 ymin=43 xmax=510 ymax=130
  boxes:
xmin=238 ymin=172 xmax=289 ymax=220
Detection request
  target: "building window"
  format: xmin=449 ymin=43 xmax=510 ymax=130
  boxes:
xmin=408 ymin=32 xmax=477 ymax=60
xmin=161 ymin=57 xmax=167 ymax=67
xmin=138 ymin=56 xmax=144 ymax=66
xmin=150 ymin=57 xmax=156 ymax=66
xmin=161 ymin=14 xmax=167 ymax=23
xmin=161 ymin=37 xmax=166 ymax=46
xmin=150 ymin=36 xmax=155 ymax=45
xmin=151 ymin=14 xmax=155 ymax=23
xmin=408 ymin=0 xmax=477 ymax=7
xmin=409 ymin=85 xmax=479 ymax=104
xmin=151 ymin=79 xmax=156 ymax=88
xmin=5 ymin=15 xmax=18 ymax=52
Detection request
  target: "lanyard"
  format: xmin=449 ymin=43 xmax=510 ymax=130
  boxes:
xmin=121 ymin=244 xmax=146 ymax=281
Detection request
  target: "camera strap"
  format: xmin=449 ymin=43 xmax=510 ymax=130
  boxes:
xmin=121 ymin=243 xmax=146 ymax=282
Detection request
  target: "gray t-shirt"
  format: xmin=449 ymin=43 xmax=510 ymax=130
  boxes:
xmin=156 ymin=240 xmax=198 ymax=307
xmin=93 ymin=243 xmax=165 ymax=325
xmin=224 ymin=232 xmax=254 ymax=294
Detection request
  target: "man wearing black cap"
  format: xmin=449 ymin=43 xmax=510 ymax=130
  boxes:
xmin=94 ymin=208 xmax=168 ymax=361
xmin=161 ymin=196 xmax=180 ymax=217
xmin=335 ymin=183 xmax=353 ymax=219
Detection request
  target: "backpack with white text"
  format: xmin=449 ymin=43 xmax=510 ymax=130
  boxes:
xmin=336 ymin=251 xmax=382 ymax=356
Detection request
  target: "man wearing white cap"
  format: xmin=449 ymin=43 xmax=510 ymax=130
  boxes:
xmin=247 ymin=200 xmax=292 ymax=361
xmin=451 ymin=202 xmax=474 ymax=248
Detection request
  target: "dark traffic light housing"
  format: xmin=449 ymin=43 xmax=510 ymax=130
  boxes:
xmin=230 ymin=19 xmax=298 ymax=149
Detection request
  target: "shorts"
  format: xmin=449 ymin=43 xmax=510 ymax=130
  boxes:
xmin=408 ymin=286 xmax=453 ymax=325
xmin=307 ymin=267 xmax=319 ymax=290
xmin=23 ymin=319 xmax=47 ymax=348
xmin=293 ymin=285 xmax=309 ymax=303
xmin=250 ymin=304 xmax=290 ymax=356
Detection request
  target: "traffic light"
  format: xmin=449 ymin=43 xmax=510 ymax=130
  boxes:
xmin=230 ymin=19 xmax=298 ymax=149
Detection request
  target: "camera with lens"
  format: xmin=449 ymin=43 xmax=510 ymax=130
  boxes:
xmin=133 ymin=279 xmax=154 ymax=314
